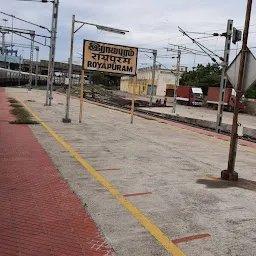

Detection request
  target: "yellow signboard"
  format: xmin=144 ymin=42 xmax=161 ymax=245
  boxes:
xmin=83 ymin=40 xmax=138 ymax=76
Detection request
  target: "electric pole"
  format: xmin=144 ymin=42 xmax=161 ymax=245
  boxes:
xmin=1 ymin=30 xmax=7 ymax=68
xmin=1 ymin=31 xmax=6 ymax=54
xmin=216 ymin=20 xmax=233 ymax=133
xmin=45 ymin=0 xmax=59 ymax=106
xmin=222 ymin=0 xmax=253 ymax=181
xmin=18 ymin=55 xmax=22 ymax=87
xmin=28 ymin=32 xmax=35 ymax=91
xmin=149 ymin=50 xmax=157 ymax=107
xmin=62 ymin=15 xmax=75 ymax=123
xmin=172 ymin=49 xmax=181 ymax=114
xmin=35 ymin=46 xmax=39 ymax=87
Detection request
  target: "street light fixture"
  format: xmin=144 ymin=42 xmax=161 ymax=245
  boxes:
xmin=62 ymin=14 xmax=129 ymax=123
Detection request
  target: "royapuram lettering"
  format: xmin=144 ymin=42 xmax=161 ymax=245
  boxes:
xmin=87 ymin=61 xmax=133 ymax=73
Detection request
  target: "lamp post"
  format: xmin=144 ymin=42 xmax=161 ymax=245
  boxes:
xmin=62 ymin=15 xmax=129 ymax=123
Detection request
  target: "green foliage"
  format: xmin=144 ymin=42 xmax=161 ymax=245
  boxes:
xmin=180 ymin=63 xmax=222 ymax=94
xmin=91 ymin=71 xmax=105 ymax=85
xmin=246 ymin=84 xmax=256 ymax=99
xmin=90 ymin=71 xmax=120 ymax=88
xmin=9 ymin=98 xmax=39 ymax=125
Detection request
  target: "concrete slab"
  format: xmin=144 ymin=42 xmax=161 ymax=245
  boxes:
xmin=141 ymin=105 xmax=256 ymax=129
xmin=7 ymin=88 xmax=256 ymax=256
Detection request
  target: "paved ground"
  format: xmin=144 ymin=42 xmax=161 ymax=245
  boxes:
xmin=116 ymin=91 xmax=256 ymax=129
xmin=141 ymin=105 xmax=256 ymax=130
xmin=0 ymin=88 xmax=113 ymax=256
xmin=6 ymin=88 xmax=256 ymax=256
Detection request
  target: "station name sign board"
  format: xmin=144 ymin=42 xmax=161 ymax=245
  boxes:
xmin=83 ymin=40 xmax=138 ymax=76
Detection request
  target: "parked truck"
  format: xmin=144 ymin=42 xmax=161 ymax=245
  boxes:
xmin=207 ymin=87 xmax=246 ymax=111
xmin=176 ymin=86 xmax=204 ymax=106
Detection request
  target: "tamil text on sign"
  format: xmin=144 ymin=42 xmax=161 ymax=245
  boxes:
xmin=83 ymin=40 xmax=138 ymax=76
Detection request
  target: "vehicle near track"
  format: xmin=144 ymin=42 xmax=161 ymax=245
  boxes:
xmin=207 ymin=87 xmax=247 ymax=111
xmin=176 ymin=86 xmax=204 ymax=106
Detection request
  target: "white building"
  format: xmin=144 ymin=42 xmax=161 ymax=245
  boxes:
xmin=120 ymin=65 xmax=186 ymax=97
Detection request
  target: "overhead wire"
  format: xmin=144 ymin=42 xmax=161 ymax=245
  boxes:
xmin=178 ymin=26 xmax=224 ymax=63
xmin=12 ymin=31 xmax=50 ymax=47
xmin=0 ymin=10 xmax=51 ymax=33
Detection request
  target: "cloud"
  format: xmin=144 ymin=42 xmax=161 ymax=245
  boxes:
xmin=1 ymin=0 xmax=256 ymax=69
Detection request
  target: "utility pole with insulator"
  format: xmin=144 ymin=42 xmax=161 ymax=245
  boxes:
xmin=149 ymin=50 xmax=157 ymax=107
xmin=35 ymin=46 xmax=39 ymax=87
xmin=45 ymin=0 xmax=59 ymax=106
xmin=18 ymin=55 xmax=22 ymax=87
xmin=172 ymin=49 xmax=181 ymax=114
xmin=28 ymin=32 xmax=35 ymax=91
xmin=216 ymin=19 xmax=233 ymax=133
xmin=221 ymin=0 xmax=253 ymax=181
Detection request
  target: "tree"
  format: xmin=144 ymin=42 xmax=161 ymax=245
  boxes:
xmin=90 ymin=71 xmax=105 ymax=85
xmin=180 ymin=63 xmax=222 ymax=94
xmin=247 ymin=84 xmax=256 ymax=99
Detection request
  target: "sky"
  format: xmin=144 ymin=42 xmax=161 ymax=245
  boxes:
xmin=1 ymin=0 xmax=256 ymax=70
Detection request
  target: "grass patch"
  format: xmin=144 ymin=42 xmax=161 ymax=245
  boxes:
xmin=8 ymin=98 xmax=19 ymax=104
xmin=9 ymin=98 xmax=39 ymax=125
xmin=10 ymin=103 xmax=23 ymax=108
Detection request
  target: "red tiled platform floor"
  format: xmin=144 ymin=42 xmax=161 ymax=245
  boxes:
xmin=0 ymin=88 xmax=113 ymax=256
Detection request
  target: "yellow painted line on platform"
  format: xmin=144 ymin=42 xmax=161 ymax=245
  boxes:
xmin=16 ymin=97 xmax=185 ymax=256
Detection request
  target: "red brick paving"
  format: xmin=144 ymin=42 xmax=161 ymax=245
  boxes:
xmin=0 ymin=88 xmax=113 ymax=256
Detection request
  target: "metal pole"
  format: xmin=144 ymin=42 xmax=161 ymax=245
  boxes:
xmin=216 ymin=20 xmax=233 ymax=133
xmin=11 ymin=15 xmax=13 ymax=55
xmin=172 ymin=49 xmax=181 ymax=113
xmin=46 ymin=0 xmax=59 ymax=106
xmin=18 ymin=55 xmax=21 ymax=87
xmin=28 ymin=34 xmax=35 ymax=91
xmin=149 ymin=50 xmax=157 ymax=107
xmin=2 ymin=32 xmax=7 ymax=68
xmin=79 ymin=69 xmax=85 ymax=123
xmin=1 ymin=32 xmax=5 ymax=54
xmin=62 ymin=14 xmax=75 ymax=123
xmin=131 ymin=76 xmax=136 ymax=124
xmin=35 ymin=47 xmax=39 ymax=87
xmin=221 ymin=0 xmax=252 ymax=181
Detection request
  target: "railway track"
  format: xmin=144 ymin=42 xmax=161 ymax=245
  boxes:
xmin=84 ymin=96 xmax=256 ymax=144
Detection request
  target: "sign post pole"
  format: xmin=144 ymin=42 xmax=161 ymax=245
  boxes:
xmin=221 ymin=0 xmax=253 ymax=181
xmin=79 ymin=69 xmax=85 ymax=123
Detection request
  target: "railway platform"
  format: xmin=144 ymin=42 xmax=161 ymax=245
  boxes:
xmin=0 ymin=88 xmax=113 ymax=256
xmin=4 ymin=87 xmax=256 ymax=256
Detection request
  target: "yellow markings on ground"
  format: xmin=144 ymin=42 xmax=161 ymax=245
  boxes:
xmin=205 ymin=176 xmax=223 ymax=181
xmin=16 ymin=97 xmax=185 ymax=256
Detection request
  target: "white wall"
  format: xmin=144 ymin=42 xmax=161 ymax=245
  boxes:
xmin=156 ymin=71 xmax=176 ymax=97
